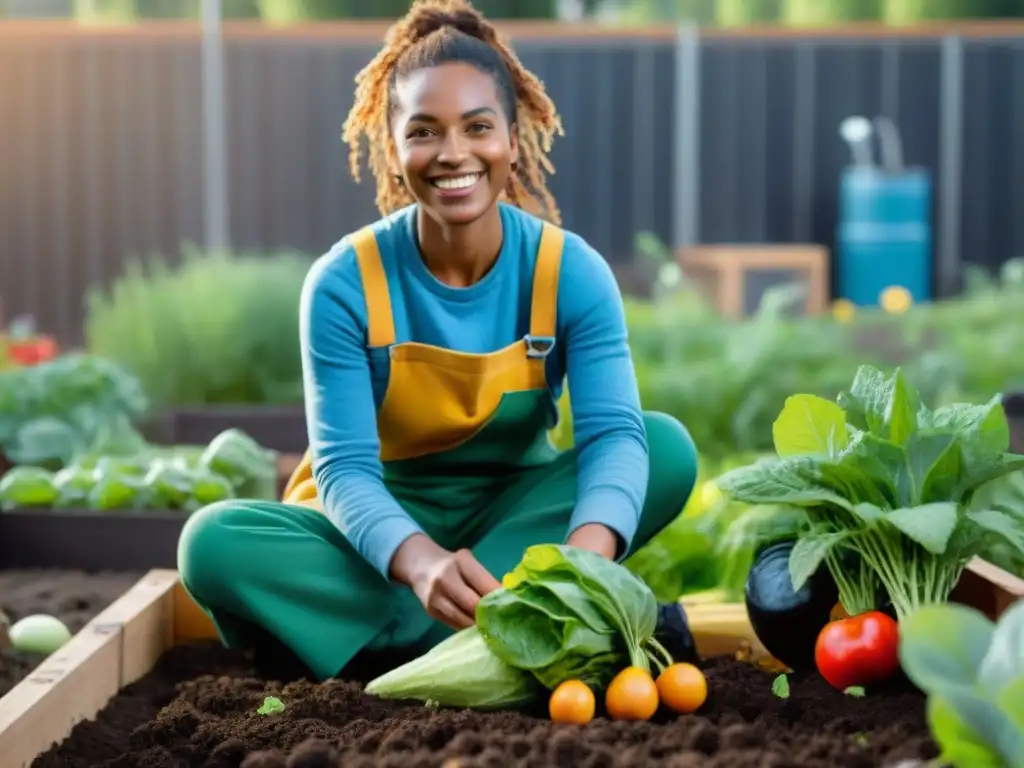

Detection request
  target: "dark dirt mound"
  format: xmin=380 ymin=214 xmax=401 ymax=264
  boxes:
xmin=0 ymin=568 xmax=141 ymax=696
xmin=33 ymin=646 xmax=938 ymax=768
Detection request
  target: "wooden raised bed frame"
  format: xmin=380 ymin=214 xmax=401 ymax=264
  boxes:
xmin=0 ymin=559 xmax=1021 ymax=768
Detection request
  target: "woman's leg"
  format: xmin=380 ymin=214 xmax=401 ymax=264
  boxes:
xmin=475 ymin=411 xmax=697 ymax=569
xmin=177 ymin=500 xmax=433 ymax=681
xmin=178 ymin=412 xmax=698 ymax=675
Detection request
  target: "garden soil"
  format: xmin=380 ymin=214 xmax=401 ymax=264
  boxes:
xmin=33 ymin=642 xmax=938 ymax=768
xmin=0 ymin=568 xmax=141 ymax=697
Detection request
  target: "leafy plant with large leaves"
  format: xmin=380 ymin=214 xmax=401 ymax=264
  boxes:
xmin=0 ymin=354 xmax=149 ymax=470
xmin=716 ymin=365 xmax=1024 ymax=620
xmin=365 ymin=545 xmax=674 ymax=709
xmin=899 ymin=600 xmax=1024 ymax=768
xmin=481 ymin=545 xmax=673 ymax=687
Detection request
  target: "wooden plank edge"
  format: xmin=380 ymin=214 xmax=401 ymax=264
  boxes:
xmin=682 ymin=557 xmax=1024 ymax=673
xmin=682 ymin=602 xmax=777 ymax=665
xmin=0 ymin=569 xmax=179 ymax=768
xmin=951 ymin=557 xmax=1024 ymax=621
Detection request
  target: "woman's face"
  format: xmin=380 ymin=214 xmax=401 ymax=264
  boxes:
xmin=390 ymin=61 xmax=518 ymax=227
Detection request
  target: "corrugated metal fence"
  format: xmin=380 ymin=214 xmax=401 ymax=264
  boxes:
xmin=0 ymin=21 xmax=1022 ymax=342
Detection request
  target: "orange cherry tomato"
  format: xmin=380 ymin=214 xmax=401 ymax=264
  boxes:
xmin=656 ymin=663 xmax=708 ymax=714
xmin=548 ymin=680 xmax=595 ymax=725
xmin=605 ymin=666 xmax=659 ymax=721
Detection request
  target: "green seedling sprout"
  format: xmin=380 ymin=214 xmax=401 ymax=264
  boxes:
xmin=257 ymin=696 xmax=285 ymax=715
xmin=771 ymin=673 xmax=790 ymax=699
xmin=844 ymin=686 xmax=866 ymax=698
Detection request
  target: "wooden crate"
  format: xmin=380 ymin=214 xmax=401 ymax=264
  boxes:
xmin=0 ymin=560 xmax=1021 ymax=768
xmin=677 ymin=244 xmax=830 ymax=318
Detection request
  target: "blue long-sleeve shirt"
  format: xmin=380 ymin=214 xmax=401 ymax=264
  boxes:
xmin=299 ymin=203 xmax=649 ymax=578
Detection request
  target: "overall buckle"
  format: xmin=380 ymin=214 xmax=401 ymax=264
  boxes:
xmin=525 ymin=335 xmax=556 ymax=359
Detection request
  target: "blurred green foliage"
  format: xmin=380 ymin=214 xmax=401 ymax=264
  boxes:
xmin=616 ymin=0 xmax=1024 ymax=24
xmin=84 ymin=245 xmax=311 ymax=408
xmin=67 ymin=0 xmax=562 ymax=22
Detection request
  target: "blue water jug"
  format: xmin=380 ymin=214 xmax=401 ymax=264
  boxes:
xmin=835 ymin=167 xmax=932 ymax=307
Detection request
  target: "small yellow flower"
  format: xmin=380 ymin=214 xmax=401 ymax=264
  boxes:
xmin=831 ymin=299 xmax=856 ymax=324
xmin=879 ymin=285 xmax=913 ymax=315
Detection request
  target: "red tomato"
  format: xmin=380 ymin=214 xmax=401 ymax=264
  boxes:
xmin=814 ymin=610 xmax=900 ymax=691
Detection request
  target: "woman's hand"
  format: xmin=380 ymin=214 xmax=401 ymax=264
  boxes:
xmin=566 ymin=523 xmax=619 ymax=560
xmin=390 ymin=534 xmax=501 ymax=630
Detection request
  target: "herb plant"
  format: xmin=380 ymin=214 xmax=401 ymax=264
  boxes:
xmin=716 ymin=365 xmax=1024 ymax=620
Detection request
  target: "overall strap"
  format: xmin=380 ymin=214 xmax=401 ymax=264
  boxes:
xmin=351 ymin=227 xmax=396 ymax=348
xmin=527 ymin=222 xmax=565 ymax=354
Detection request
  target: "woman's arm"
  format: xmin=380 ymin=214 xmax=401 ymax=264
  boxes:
xmin=300 ymin=247 xmax=426 ymax=580
xmin=557 ymin=235 xmax=649 ymax=560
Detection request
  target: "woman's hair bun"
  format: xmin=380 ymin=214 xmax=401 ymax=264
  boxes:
xmin=407 ymin=3 xmax=494 ymax=44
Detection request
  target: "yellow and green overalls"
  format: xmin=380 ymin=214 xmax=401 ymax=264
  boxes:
xmin=177 ymin=221 xmax=698 ymax=680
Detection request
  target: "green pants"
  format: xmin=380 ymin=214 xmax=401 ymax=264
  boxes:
xmin=177 ymin=411 xmax=697 ymax=680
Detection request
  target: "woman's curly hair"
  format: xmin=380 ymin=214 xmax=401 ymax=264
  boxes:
xmin=341 ymin=0 xmax=563 ymax=224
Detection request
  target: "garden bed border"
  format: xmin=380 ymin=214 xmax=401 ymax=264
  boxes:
xmin=0 ymin=454 xmax=302 ymax=571
xmin=143 ymin=405 xmax=309 ymax=455
xmin=0 ymin=559 xmax=1021 ymax=768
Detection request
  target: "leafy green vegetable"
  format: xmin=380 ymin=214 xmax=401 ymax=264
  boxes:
xmin=366 ymin=545 xmax=670 ymax=709
xmin=967 ymin=470 xmax=1024 ymax=577
xmin=52 ymin=465 xmax=98 ymax=507
xmin=0 ymin=427 xmax=270 ymax=512
xmin=364 ymin=627 xmax=541 ymax=709
xmin=141 ymin=459 xmax=194 ymax=508
xmin=200 ymin=428 xmax=276 ymax=498
xmin=717 ymin=365 xmax=1024 ymax=620
xmin=480 ymin=544 xmax=671 ymax=687
xmin=87 ymin=472 xmax=144 ymax=510
xmin=0 ymin=466 xmax=58 ymax=509
xmin=0 ymin=354 xmax=148 ymax=469
xmin=188 ymin=467 xmax=235 ymax=507
xmin=256 ymin=696 xmax=285 ymax=715
xmin=899 ymin=601 xmax=1024 ymax=768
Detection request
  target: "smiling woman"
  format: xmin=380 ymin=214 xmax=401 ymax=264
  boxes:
xmin=175 ymin=0 xmax=701 ymax=684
